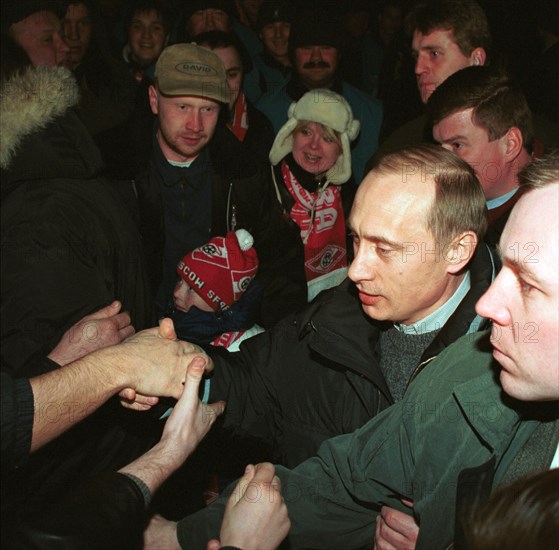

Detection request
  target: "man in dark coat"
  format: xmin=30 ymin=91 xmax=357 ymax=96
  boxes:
xmin=131 ymin=146 xmax=495 ymax=482
xmin=0 ymin=59 xmax=156 ymax=516
xmin=136 ymin=42 xmax=306 ymax=326
xmin=1 ymin=64 xmax=152 ymax=375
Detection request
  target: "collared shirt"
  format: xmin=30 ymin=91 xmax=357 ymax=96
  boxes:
xmin=152 ymin=132 xmax=213 ymax=310
xmin=487 ymin=187 xmax=518 ymax=210
xmin=395 ymin=271 xmax=471 ymax=335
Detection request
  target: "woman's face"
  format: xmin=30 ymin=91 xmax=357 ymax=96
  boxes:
xmin=292 ymin=122 xmax=341 ymax=176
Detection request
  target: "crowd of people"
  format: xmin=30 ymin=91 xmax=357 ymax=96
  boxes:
xmin=1 ymin=0 xmax=557 ymax=549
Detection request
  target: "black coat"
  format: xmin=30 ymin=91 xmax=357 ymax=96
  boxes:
xmin=1 ymin=67 xmax=153 ymax=376
xmin=135 ymin=122 xmax=308 ymax=327
xmin=0 ymin=66 xmax=159 ymax=521
xmin=206 ymin=244 xmax=495 ymax=468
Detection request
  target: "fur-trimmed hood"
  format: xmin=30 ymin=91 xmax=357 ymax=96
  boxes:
xmin=0 ymin=66 xmax=79 ymax=170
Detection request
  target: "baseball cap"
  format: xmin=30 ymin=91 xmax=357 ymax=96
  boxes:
xmin=155 ymin=43 xmax=229 ymax=103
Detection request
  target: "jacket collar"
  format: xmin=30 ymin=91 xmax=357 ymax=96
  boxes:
xmin=295 ymin=279 xmax=390 ymax=392
xmin=421 ymin=243 xmax=495 ymax=361
xmin=0 ymin=66 xmax=79 ymax=170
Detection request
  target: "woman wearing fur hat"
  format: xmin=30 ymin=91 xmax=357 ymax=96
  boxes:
xmin=269 ymin=88 xmax=360 ymax=300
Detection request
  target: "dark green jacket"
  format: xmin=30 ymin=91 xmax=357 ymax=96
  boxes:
xmin=178 ymin=331 xmax=557 ymax=549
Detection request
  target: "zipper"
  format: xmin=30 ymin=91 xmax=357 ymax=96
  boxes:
xmin=231 ymin=204 xmax=237 ymax=231
xmin=226 ymin=181 xmax=237 ymax=231
xmin=404 ymin=355 xmax=438 ymax=396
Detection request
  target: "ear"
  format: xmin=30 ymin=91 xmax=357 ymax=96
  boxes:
xmin=445 ymin=230 xmax=478 ymax=274
xmin=148 ymin=84 xmax=159 ymax=115
xmin=469 ymin=47 xmax=486 ymax=67
xmin=501 ymin=126 xmax=524 ymax=161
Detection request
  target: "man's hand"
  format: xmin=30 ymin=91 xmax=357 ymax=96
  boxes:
xmin=116 ymin=319 xmax=214 ymax=410
xmin=120 ymin=356 xmax=225 ymax=502
xmin=48 ymin=301 xmax=134 ymax=366
xmin=207 ymin=462 xmax=290 ymax=550
xmin=374 ymin=500 xmax=418 ymax=550
xmin=158 ymin=355 xmax=225 ymax=463
xmin=119 ymin=320 xmax=214 ymax=410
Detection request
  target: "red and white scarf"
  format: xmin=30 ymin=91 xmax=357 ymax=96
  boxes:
xmin=281 ymin=161 xmax=347 ymax=282
xmin=227 ymin=91 xmax=249 ymax=142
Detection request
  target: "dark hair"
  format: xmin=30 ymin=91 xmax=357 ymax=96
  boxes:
xmin=0 ymin=34 xmax=32 ymax=83
xmin=124 ymin=0 xmax=171 ymax=34
xmin=369 ymin=144 xmax=487 ymax=244
xmin=193 ymin=29 xmax=253 ymax=73
xmin=406 ymin=0 xmax=491 ymax=59
xmin=427 ymin=66 xmax=534 ymax=153
xmin=464 ymin=469 xmax=559 ymax=550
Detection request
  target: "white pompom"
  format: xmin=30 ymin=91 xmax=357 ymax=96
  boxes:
xmin=235 ymin=229 xmax=254 ymax=251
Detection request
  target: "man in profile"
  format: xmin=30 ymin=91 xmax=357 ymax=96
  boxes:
xmin=171 ymin=152 xmax=558 ymax=550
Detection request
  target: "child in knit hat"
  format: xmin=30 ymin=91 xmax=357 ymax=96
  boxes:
xmin=166 ymin=229 xmax=264 ymax=351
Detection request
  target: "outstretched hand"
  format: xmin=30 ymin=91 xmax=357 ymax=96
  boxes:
xmin=119 ymin=319 xmax=214 ymax=411
xmin=48 ymin=301 xmax=134 ymax=366
xmin=159 ymin=355 xmax=225 ymax=462
xmin=119 ymin=355 xmax=225 ymax=499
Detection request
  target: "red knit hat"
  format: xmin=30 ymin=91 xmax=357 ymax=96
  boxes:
xmin=176 ymin=229 xmax=258 ymax=312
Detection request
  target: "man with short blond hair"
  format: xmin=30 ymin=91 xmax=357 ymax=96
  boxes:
xmin=137 ymin=43 xmax=306 ymax=325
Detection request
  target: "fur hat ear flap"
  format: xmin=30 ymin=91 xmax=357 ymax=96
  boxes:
xmin=348 ymin=119 xmax=360 ymax=141
xmin=287 ymin=100 xmax=297 ymax=119
xmin=269 ymin=117 xmax=297 ymax=165
xmin=326 ymin=133 xmax=352 ymax=184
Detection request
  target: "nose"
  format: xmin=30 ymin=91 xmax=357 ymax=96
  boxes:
xmin=65 ymin=22 xmax=78 ymax=41
xmin=57 ymin=33 xmax=70 ymax=54
xmin=415 ymin=53 xmax=427 ymax=75
xmin=274 ymin=24 xmax=282 ymax=38
xmin=187 ymin=109 xmax=203 ymax=133
xmin=142 ymin=26 xmax=152 ymax=39
xmin=309 ymin=132 xmax=320 ymax=149
xmin=206 ymin=12 xmax=216 ymax=30
xmin=309 ymin=46 xmax=322 ymax=62
xmin=475 ymin=272 xmax=512 ymax=327
xmin=348 ymin=244 xmax=374 ymax=284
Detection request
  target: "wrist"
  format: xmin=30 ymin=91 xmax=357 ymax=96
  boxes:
xmin=80 ymin=346 xmax=132 ymax=393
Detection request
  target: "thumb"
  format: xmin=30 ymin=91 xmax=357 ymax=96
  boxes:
xmin=159 ymin=317 xmax=177 ymax=340
xmin=86 ymin=301 xmax=122 ymax=320
xmin=230 ymin=463 xmax=255 ymax=505
xmin=206 ymin=539 xmax=221 ymax=550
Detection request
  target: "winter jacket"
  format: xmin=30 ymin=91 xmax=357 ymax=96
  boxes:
xmin=4 ymin=470 xmax=146 ymax=550
xmin=134 ymin=123 xmax=307 ymax=327
xmin=0 ymin=66 xmax=153 ymax=376
xmin=1 ymin=371 xmax=34 ymax=478
xmin=177 ymin=330 xmax=558 ymax=549
xmin=204 ymin=243 xmax=495 ymax=468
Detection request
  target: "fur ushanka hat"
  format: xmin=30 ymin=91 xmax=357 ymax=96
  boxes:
xmin=269 ymin=89 xmax=360 ymax=184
